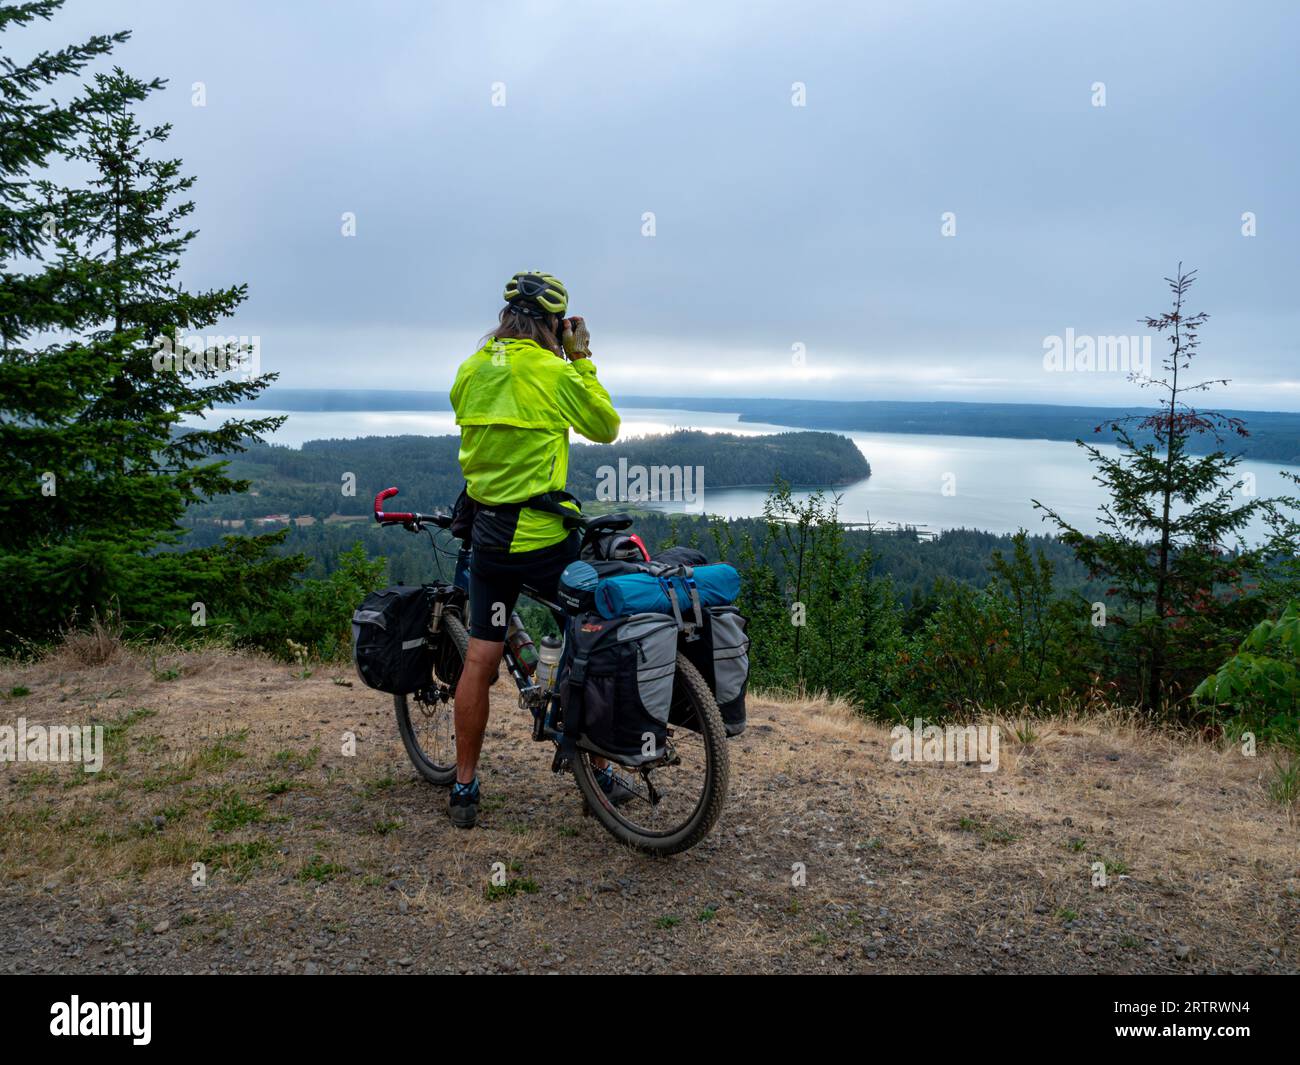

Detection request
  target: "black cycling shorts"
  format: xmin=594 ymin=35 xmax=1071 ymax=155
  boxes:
xmin=467 ymin=532 xmax=578 ymax=642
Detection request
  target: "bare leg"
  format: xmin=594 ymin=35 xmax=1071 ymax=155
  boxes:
xmin=454 ymin=637 xmax=504 ymax=785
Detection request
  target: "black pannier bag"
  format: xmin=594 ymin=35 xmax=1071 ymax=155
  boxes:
xmin=672 ymin=605 xmax=749 ymax=736
xmin=581 ymin=530 xmax=648 ymax=563
xmin=652 ymin=545 xmax=707 ymax=567
xmin=352 ymin=585 xmax=433 ymax=694
xmin=561 ymin=612 xmax=678 ymax=766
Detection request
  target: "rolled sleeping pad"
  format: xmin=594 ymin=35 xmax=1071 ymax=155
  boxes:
xmin=593 ymin=563 xmax=740 ymax=620
xmin=558 ymin=561 xmax=602 ymax=615
xmin=559 ymin=558 xmax=648 ymax=615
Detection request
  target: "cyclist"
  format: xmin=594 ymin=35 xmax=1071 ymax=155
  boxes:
xmin=446 ymin=271 xmax=622 ymax=828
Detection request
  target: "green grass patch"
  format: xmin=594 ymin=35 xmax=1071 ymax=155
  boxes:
xmin=298 ymin=854 xmax=348 ymax=883
xmin=272 ymin=746 xmax=320 ymax=773
xmin=57 ymin=809 xmax=100 ymax=832
xmin=957 ymin=816 xmax=1017 ymax=844
xmin=134 ymin=734 xmax=164 ymax=756
xmin=154 ymin=801 xmax=191 ymax=823
xmin=194 ymin=730 xmax=249 ymax=773
xmin=208 ymin=792 xmax=265 ymax=833
xmin=137 ymin=765 xmax=195 ymax=793
xmin=198 ymin=838 xmax=278 ymax=881
xmin=14 ymin=767 xmax=58 ymax=797
xmin=361 ymin=773 xmax=396 ymax=798
xmin=1268 ymin=754 xmax=1299 ymax=808
xmin=100 ymin=708 xmax=157 ymax=763
xmin=484 ymin=877 xmax=539 ymax=901
xmin=982 ymin=827 xmax=1018 ymax=845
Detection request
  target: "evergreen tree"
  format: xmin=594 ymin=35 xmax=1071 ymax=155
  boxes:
xmin=0 ymin=7 xmax=288 ymax=640
xmin=1 ymin=2 xmax=128 ymax=631
xmin=0 ymin=1 xmax=125 ymax=254
xmin=1035 ymin=267 xmax=1271 ymax=713
xmin=1260 ymin=471 xmax=1300 ymax=607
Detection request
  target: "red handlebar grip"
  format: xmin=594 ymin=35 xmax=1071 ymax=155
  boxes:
xmin=374 ymin=486 xmax=414 ymax=523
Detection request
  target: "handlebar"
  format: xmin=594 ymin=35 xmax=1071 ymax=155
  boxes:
xmin=373 ymin=487 xmax=414 ymax=523
xmin=374 ymin=485 xmax=637 ymax=543
xmin=373 ymin=487 xmax=451 ymax=531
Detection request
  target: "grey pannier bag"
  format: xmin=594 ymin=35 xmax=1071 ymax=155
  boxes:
xmin=561 ymin=612 xmax=679 ymax=766
xmin=707 ymin=606 xmax=750 ymax=735
xmin=672 ymin=605 xmax=750 ymax=737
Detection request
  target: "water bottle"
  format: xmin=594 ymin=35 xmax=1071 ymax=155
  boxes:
xmin=452 ymin=546 xmax=471 ymax=593
xmin=536 ymin=635 xmax=563 ymax=692
xmin=506 ymin=612 xmax=538 ymax=674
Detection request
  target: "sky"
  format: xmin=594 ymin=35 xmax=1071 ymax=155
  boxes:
xmin=16 ymin=0 xmax=1300 ymax=409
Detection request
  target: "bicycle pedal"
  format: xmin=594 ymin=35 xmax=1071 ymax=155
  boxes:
xmin=551 ymin=749 xmax=572 ymax=774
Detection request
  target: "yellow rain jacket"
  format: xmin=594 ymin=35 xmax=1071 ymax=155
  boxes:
xmin=450 ymin=337 xmax=620 ymax=553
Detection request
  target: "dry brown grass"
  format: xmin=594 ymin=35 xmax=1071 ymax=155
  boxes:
xmin=753 ymin=691 xmax=1299 ymax=956
xmin=1 ymin=647 xmax=1296 ymax=973
xmin=50 ymin=612 xmax=128 ymax=669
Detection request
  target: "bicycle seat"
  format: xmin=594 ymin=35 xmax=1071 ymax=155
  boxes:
xmin=583 ymin=512 xmax=633 ymax=533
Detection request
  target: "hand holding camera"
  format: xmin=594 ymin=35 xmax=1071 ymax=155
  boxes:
xmin=561 ymin=316 xmax=591 ymax=360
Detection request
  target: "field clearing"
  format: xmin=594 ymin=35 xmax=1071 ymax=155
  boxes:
xmin=1 ymin=644 xmax=1296 ymax=975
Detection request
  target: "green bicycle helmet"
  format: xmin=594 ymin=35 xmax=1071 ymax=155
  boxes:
xmin=503 ymin=271 xmax=567 ymax=317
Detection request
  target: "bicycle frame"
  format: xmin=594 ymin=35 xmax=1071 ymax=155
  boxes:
xmin=443 ymin=543 xmax=570 ymax=752
xmin=377 ymin=484 xmax=657 ymax=767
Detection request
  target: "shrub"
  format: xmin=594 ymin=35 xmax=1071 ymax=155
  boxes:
xmin=223 ymin=543 xmax=387 ymax=662
xmin=1193 ymin=601 xmax=1300 ymax=747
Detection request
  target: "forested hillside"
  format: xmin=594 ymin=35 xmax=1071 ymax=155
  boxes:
xmin=624 ymin=398 xmax=1300 ymax=463
xmin=190 ymin=429 xmax=870 ymax=521
xmin=177 ymin=502 xmax=1100 ymax=611
xmin=174 ymin=426 xmax=1097 ymax=610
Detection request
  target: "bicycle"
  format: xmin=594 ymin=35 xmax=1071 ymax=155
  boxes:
xmin=373 ymin=487 xmax=730 ymax=855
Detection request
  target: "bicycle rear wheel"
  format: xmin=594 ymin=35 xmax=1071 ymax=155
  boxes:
xmin=571 ymin=654 xmax=729 ymax=855
xmin=394 ymin=612 xmax=467 ymax=786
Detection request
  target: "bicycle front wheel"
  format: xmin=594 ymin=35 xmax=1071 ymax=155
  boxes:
xmin=393 ymin=612 xmax=467 ymax=786
xmin=571 ymin=654 xmax=730 ymax=855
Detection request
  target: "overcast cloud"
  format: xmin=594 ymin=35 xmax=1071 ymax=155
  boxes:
xmin=21 ymin=0 xmax=1300 ymax=409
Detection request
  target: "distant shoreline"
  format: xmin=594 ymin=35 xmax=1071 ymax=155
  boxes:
xmin=223 ymin=390 xmax=1300 ymax=418
xmin=220 ymin=391 xmax=1300 ymax=464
